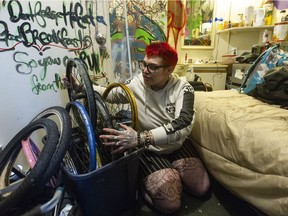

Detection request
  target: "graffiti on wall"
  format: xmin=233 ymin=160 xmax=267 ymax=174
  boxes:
xmin=108 ymin=0 xmax=167 ymax=82
xmin=0 ymin=0 xmax=108 ymax=94
xmin=0 ymin=0 xmax=184 ymax=92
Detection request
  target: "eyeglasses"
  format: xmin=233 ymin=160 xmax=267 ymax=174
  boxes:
xmin=138 ymin=60 xmax=170 ymax=74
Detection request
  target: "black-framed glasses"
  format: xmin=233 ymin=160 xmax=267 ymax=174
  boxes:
xmin=138 ymin=60 xmax=170 ymax=74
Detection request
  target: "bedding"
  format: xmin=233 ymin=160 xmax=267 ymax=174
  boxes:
xmin=190 ymin=90 xmax=288 ymax=216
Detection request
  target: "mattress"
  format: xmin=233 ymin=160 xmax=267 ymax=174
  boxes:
xmin=190 ymin=90 xmax=288 ymax=216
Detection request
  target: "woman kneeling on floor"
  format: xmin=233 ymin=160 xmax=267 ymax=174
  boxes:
xmin=97 ymin=42 xmax=210 ymax=214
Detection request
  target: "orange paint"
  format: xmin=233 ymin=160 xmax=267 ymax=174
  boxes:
xmin=167 ymin=0 xmax=186 ymax=49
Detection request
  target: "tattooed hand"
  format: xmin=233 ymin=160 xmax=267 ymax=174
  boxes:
xmin=99 ymin=123 xmax=138 ymax=154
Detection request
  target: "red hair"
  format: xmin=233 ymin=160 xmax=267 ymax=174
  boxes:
xmin=145 ymin=42 xmax=178 ymax=66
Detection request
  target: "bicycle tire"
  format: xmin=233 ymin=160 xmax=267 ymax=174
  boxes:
xmin=65 ymin=101 xmax=97 ymax=173
xmin=102 ymin=83 xmax=138 ymax=130
xmin=94 ymin=91 xmax=113 ymax=165
xmin=121 ymin=84 xmax=138 ymax=130
xmin=66 ymin=58 xmax=97 ymax=129
xmin=0 ymin=118 xmax=59 ymax=215
xmin=31 ymin=106 xmax=73 ymax=177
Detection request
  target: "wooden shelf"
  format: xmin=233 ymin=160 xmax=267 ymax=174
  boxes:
xmin=217 ymin=25 xmax=274 ymax=34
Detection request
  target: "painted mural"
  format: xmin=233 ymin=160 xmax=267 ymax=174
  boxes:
xmin=184 ymin=0 xmax=214 ymax=46
xmin=108 ymin=0 xmax=167 ymax=82
xmin=167 ymin=0 xmax=186 ymax=50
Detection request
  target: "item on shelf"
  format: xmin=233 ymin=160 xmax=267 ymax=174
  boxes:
xmin=253 ymin=8 xmax=265 ymax=27
xmin=215 ymin=17 xmax=224 ymax=31
xmin=244 ymin=6 xmax=254 ymax=26
xmin=222 ymin=54 xmax=236 ymax=64
xmin=228 ymin=20 xmax=231 ymax=28
xmin=223 ymin=20 xmax=229 ymax=29
xmin=263 ymin=1 xmax=274 ymax=26
xmin=262 ymin=29 xmax=269 ymax=44
xmin=279 ymin=10 xmax=286 ymax=22
xmin=273 ymin=22 xmax=288 ymax=42
xmin=237 ymin=14 xmax=244 ymax=27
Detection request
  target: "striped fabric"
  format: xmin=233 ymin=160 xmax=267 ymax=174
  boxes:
xmin=139 ymin=138 xmax=199 ymax=177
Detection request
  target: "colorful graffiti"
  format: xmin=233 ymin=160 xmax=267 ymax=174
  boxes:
xmin=108 ymin=0 xmax=167 ymax=82
xmin=0 ymin=0 xmax=180 ymax=92
xmin=167 ymin=0 xmax=186 ymax=50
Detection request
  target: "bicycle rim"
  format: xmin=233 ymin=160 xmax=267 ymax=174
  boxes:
xmin=94 ymin=91 xmax=113 ymax=165
xmin=0 ymin=119 xmax=59 ymax=214
xmin=66 ymin=58 xmax=96 ymax=129
xmin=102 ymin=83 xmax=138 ymax=130
xmin=31 ymin=106 xmax=74 ymax=176
xmin=65 ymin=101 xmax=97 ymax=174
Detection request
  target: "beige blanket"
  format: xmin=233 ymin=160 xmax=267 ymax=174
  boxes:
xmin=191 ymin=90 xmax=288 ymax=216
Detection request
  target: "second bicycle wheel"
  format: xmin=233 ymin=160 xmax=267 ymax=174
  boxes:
xmin=0 ymin=118 xmax=59 ymax=215
xmin=65 ymin=101 xmax=97 ymax=174
xmin=31 ymin=106 xmax=72 ymax=179
xmin=94 ymin=91 xmax=113 ymax=165
xmin=102 ymin=83 xmax=138 ymax=131
xmin=66 ymin=58 xmax=96 ymax=129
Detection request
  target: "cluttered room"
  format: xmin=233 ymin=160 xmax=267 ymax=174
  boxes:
xmin=0 ymin=0 xmax=288 ymax=215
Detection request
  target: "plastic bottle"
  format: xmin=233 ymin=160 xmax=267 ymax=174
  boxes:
xmin=262 ymin=29 xmax=269 ymax=44
xmin=237 ymin=14 xmax=244 ymax=27
xmin=215 ymin=17 xmax=224 ymax=32
xmin=263 ymin=0 xmax=274 ymax=25
xmin=280 ymin=10 xmax=287 ymax=22
xmin=228 ymin=21 xmax=231 ymax=28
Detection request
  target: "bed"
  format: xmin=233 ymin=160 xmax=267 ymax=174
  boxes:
xmin=190 ymin=90 xmax=288 ymax=216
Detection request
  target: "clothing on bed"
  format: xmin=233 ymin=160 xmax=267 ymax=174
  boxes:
xmin=247 ymin=66 xmax=288 ymax=106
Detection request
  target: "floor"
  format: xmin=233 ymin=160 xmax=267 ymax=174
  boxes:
xmin=137 ymin=175 xmax=267 ymax=216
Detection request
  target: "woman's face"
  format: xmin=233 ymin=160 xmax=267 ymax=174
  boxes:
xmin=141 ymin=55 xmax=174 ymax=90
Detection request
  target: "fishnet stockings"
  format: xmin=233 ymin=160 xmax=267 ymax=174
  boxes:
xmin=143 ymin=168 xmax=182 ymax=214
xmin=172 ymin=157 xmax=210 ymax=196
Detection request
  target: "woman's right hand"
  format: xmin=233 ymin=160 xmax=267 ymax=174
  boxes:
xmin=99 ymin=123 xmax=138 ymax=154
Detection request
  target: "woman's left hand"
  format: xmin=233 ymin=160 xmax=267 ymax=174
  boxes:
xmin=99 ymin=123 xmax=138 ymax=154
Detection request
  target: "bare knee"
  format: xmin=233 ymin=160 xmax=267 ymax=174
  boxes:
xmin=143 ymin=168 xmax=182 ymax=214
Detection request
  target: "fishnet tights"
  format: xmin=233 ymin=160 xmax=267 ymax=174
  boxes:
xmin=143 ymin=168 xmax=182 ymax=214
xmin=142 ymin=158 xmax=210 ymax=214
xmin=172 ymin=157 xmax=210 ymax=196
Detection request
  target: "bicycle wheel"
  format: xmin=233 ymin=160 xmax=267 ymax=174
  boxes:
xmin=0 ymin=118 xmax=59 ymax=215
xmin=65 ymin=101 xmax=97 ymax=174
xmin=102 ymin=83 xmax=138 ymax=130
xmin=31 ymin=106 xmax=74 ymax=175
xmin=94 ymin=91 xmax=113 ymax=165
xmin=66 ymin=58 xmax=96 ymax=129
